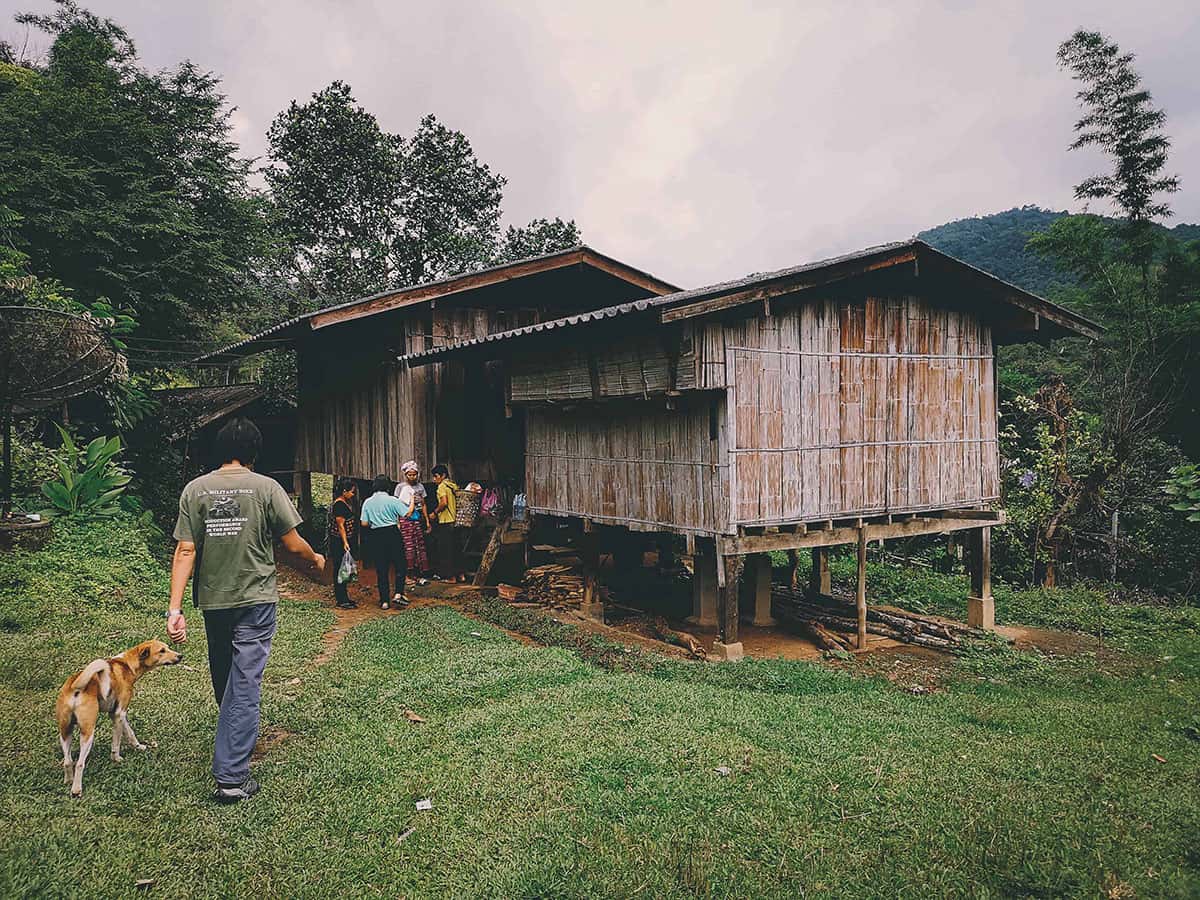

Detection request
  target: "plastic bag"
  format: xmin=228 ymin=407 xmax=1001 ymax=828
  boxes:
xmin=481 ymin=486 xmax=500 ymax=518
xmin=337 ymin=550 xmax=358 ymax=585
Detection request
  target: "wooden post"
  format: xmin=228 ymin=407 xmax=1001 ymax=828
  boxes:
xmin=714 ymin=555 xmax=744 ymax=661
xmin=856 ymin=525 xmax=868 ymax=650
xmin=810 ymin=546 xmax=831 ymax=596
xmin=688 ymin=541 xmax=718 ymax=627
xmin=296 ymin=470 xmax=313 ymax=525
xmin=472 ymin=516 xmax=510 ymax=587
xmin=749 ymin=553 xmax=776 ymax=626
xmin=580 ymin=529 xmax=602 ymax=620
xmin=967 ymin=525 xmax=994 ymax=630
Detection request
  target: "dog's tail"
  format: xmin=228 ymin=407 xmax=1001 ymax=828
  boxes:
xmin=70 ymin=659 xmax=111 ymax=701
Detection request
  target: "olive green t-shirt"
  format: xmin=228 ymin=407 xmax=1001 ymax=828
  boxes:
xmin=172 ymin=466 xmax=304 ymax=611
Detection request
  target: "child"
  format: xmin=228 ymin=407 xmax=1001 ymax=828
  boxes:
xmin=431 ymin=465 xmax=465 ymax=583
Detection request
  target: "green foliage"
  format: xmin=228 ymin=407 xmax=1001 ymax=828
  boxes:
xmin=7 ymin=426 xmax=59 ymax=504
xmin=1164 ymin=464 xmax=1200 ymax=522
xmin=267 ymin=86 xmax=506 ymax=302
xmin=265 ymin=82 xmax=580 ymax=309
xmin=2 ymin=514 xmax=1200 ymax=896
xmin=496 ymin=217 xmax=582 ymax=263
xmin=919 ymin=205 xmax=1077 ymax=296
xmin=1057 ymin=31 xmax=1179 ymax=229
xmin=0 ymin=1 xmax=270 ymax=344
xmin=38 ymin=425 xmax=130 ymax=518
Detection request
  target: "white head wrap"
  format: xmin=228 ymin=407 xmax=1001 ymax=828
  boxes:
xmin=401 ymin=460 xmax=419 ymax=474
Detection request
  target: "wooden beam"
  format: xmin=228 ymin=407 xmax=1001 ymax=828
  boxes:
xmin=725 ymin=512 xmax=1007 ymax=555
xmin=659 ymin=250 xmax=917 ymax=324
xmin=856 ymin=525 xmax=868 ymax=650
xmin=472 ymin=517 xmax=510 ymax=587
xmin=312 ymin=251 xmax=586 ymax=328
xmin=578 ymin=248 xmax=680 ymax=296
xmin=924 ymin=508 xmax=1002 ymax=521
xmin=587 ymin=352 xmax=601 ymax=400
xmin=916 ymin=246 xmax=1103 ymax=341
xmin=311 ymin=249 xmax=677 ymax=331
xmin=718 ymin=555 xmax=743 ymax=646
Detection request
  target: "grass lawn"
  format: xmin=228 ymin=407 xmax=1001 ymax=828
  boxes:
xmin=2 ymin=519 xmax=1199 ymax=898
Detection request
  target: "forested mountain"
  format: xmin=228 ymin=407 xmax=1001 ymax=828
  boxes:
xmin=919 ymin=205 xmax=1200 ymax=295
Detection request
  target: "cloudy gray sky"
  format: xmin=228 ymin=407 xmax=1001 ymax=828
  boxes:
xmin=5 ymin=0 xmax=1198 ymax=288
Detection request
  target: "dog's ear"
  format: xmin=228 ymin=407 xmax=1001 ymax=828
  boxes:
xmin=139 ymin=646 xmax=151 ymax=663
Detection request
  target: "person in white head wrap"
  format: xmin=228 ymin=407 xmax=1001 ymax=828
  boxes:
xmin=394 ymin=460 xmax=431 ymax=583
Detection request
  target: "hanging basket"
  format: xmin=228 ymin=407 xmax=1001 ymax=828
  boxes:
xmin=454 ymin=489 xmax=481 ymax=527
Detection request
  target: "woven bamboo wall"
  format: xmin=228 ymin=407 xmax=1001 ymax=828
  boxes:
xmin=510 ymin=333 xmax=696 ymax=402
xmin=695 ymin=295 xmax=999 ymax=526
xmin=525 ymin=397 xmax=727 ymax=533
xmin=295 ymin=308 xmax=528 ymax=482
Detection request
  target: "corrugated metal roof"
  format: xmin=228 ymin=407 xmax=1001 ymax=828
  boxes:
xmin=154 ymin=383 xmax=266 ymax=440
xmin=398 ymin=239 xmax=1103 ymax=365
xmin=193 ymin=245 xmax=677 ymax=364
xmin=397 ymin=241 xmax=913 ymax=365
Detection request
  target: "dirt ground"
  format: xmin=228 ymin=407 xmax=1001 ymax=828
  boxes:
xmin=277 ymin=563 xmax=1111 ymax=697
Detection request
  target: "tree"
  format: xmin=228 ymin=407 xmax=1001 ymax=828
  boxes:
xmin=1057 ymin=31 xmax=1179 ymax=274
xmin=395 ymin=114 xmax=505 ymax=284
xmin=267 ymin=90 xmax=511 ymax=302
xmin=0 ymin=1 xmax=268 ymax=346
xmin=1006 ymin=30 xmax=1200 ymax=587
xmin=265 ymin=81 xmax=403 ymax=303
xmin=496 ymin=217 xmax=582 ymax=263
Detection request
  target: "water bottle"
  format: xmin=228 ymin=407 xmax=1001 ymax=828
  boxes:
xmin=512 ymin=492 xmax=527 ymax=523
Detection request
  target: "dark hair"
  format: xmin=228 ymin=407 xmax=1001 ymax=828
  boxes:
xmin=214 ymin=417 xmax=262 ymax=465
xmin=334 ymin=477 xmax=356 ymax=495
xmin=432 ymin=464 xmax=449 ymax=477
xmin=371 ymin=474 xmax=391 ymax=494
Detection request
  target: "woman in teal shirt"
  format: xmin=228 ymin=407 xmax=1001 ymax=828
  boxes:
xmin=359 ymin=474 xmax=407 ymax=609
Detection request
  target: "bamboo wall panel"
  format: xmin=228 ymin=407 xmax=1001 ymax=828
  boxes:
xmin=296 ymin=309 xmax=524 ymax=482
xmin=510 ymin=333 xmax=696 ymax=402
xmin=525 ymin=398 xmax=726 ymax=533
xmin=724 ymin=294 xmax=998 ymax=526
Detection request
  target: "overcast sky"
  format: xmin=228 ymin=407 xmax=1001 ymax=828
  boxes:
xmin=5 ymin=0 xmax=1198 ymax=288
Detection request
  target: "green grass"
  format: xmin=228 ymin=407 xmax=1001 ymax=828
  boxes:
xmin=2 ymin=519 xmax=1199 ymax=897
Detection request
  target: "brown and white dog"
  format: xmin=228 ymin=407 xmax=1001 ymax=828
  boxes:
xmin=55 ymin=640 xmax=182 ymax=796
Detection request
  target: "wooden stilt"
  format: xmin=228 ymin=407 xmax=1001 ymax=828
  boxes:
xmin=688 ymin=542 xmax=718 ymax=627
xmin=715 ymin=555 xmax=744 ymax=661
xmin=811 ymin=546 xmax=831 ymax=596
xmin=750 ymin=553 xmax=776 ymax=626
xmin=967 ymin=525 xmax=994 ymax=629
xmin=580 ymin=530 xmax=602 ymax=620
xmin=787 ymin=549 xmax=801 ymax=590
xmin=856 ymin=526 xmax=868 ymax=650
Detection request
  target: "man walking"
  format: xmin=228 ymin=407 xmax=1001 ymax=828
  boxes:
xmin=165 ymin=417 xmax=324 ymax=803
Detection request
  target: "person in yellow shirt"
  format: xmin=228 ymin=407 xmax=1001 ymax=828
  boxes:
xmin=431 ymin=465 xmax=464 ymax=583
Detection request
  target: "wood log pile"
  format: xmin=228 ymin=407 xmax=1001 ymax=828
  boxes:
xmin=771 ymin=584 xmax=993 ymax=652
xmin=520 ymin=563 xmax=585 ymax=608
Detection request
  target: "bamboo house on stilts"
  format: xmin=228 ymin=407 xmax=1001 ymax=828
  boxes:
xmin=399 ymin=239 xmax=1101 ymax=659
xmin=203 ymin=240 xmax=1099 ymax=659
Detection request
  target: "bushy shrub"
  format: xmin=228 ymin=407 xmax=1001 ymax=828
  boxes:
xmin=39 ymin=426 xmax=131 ymax=519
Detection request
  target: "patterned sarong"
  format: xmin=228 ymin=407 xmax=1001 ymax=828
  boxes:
xmin=399 ymin=517 xmax=430 ymax=574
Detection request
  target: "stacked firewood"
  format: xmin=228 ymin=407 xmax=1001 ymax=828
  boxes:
xmin=521 ymin=563 xmax=585 ymax=608
xmin=771 ymin=584 xmax=991 ymax=652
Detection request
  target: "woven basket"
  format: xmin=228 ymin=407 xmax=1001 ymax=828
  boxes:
xmin=454 ymin=489 xmax=481 ymax=527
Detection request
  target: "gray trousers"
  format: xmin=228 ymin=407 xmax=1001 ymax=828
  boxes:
xmin=202 ymin=603 xmax=277 ymax=785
